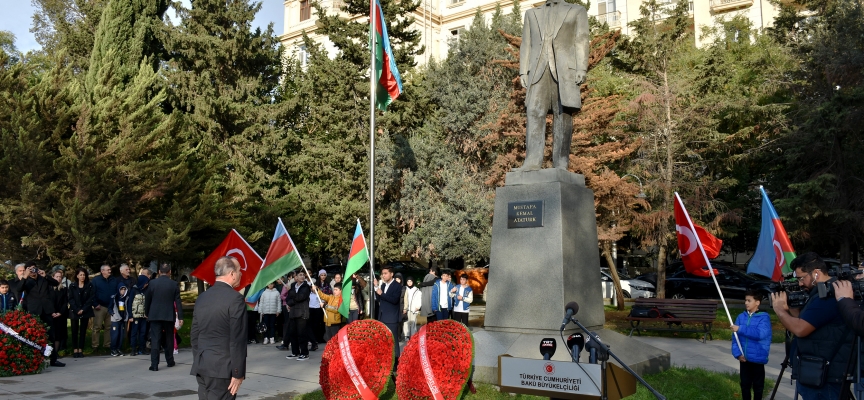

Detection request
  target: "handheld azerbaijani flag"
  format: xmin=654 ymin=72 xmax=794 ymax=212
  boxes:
xmin=371 ymin=0 xmax=402 ymax=111
xmin=339 ymin=220 xmax=370 ymax=319
xmin=245 ymin=218 xmax=304 ymax=307
xmin=747 ymin=186 xmax=796 ymax=281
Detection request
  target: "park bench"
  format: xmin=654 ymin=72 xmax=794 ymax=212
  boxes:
xmin=625 ymin=298 xmax=719 ymax=343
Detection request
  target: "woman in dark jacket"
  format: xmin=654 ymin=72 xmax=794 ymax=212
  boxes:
xmin=394 ymin=273 xmax=406 ymax=341
xmin=68 ymin=267 xmax=95 ymax=358
xmin=51 ymin=270 xmax=69 ymax=356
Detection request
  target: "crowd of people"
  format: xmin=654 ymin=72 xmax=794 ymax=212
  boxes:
xmin=248 ymin=265 xmax=474 ymax=363
xmin=0 ymin=261 xmax=183 ymax=371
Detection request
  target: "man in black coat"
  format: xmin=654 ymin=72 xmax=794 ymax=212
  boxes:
xmin=20 ymin=261 xmax=64 ymax=367
xmin=285 ymin=271 xmax=311 ymax=360
xmin=376 ymin=266 xmax=402 ymax=361
xmin=10 ymin=263 xmax=27 ymax=307
xmin=145 ymin=263 xmax=183 ymax=371
xmin=191 ymin=256 xmax=248 ymax=399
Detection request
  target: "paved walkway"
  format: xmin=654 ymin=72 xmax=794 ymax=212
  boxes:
xmin=0 ymin=328 xmax=799 ymax=399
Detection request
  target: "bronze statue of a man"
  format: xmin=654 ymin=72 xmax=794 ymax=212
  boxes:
xmin=517 ymin=0 xmax=590 ymax=171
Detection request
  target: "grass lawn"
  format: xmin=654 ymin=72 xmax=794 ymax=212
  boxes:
xmin=294 ymin=366 xmax=773 ymax=399
xmin=604 ymin=305 xmax=787 ymax=343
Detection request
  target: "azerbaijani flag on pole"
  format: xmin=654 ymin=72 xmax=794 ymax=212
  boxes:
xmin=339 ymin=220 xmax=370 ymax=319
xmin=747 ymin=187 xmax=796 ymax=281
xmin=245 ymin=218 xmax=304 ymax=307
xmin=371 ymin=0 xmax=402 ymax=111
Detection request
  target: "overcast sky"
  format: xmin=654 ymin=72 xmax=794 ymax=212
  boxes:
xmin=0 ymin=0 xmax=284 ymax=54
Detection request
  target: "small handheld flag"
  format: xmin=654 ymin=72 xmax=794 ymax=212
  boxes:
xmin=747 ymin=186 xmax=796 ymax=281
xmin=340 ymin=220 xmax=370 ymax=319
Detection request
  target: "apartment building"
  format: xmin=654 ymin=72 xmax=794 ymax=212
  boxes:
xmin=280 ymin=0 xmax=784 ymax=64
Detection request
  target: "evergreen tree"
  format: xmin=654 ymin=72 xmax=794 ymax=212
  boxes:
xmin=162 ymin=0 xmax=284 ymax=254
xmin=41 ymin=0 xmax=188 ymax=265
xmin=31 ymin=0 xmax=108 ymax=72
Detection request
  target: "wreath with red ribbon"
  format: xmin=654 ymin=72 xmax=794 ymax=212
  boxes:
xmin=319 ymin=319 xmax=394 ymax=399
xmin=0 ymin=310 xmax=47 ymax=377
xmin=396 ymin=320 xmax=474 ymax=399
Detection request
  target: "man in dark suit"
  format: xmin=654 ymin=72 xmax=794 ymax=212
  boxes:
xmin=285 ymin=271 xmax=311 ymax=361
xmin=145 ymin=263 xmax=183 ymax=371
xmin=20 ymin=261 xmax=64 ymax=367
xmin=190 ymin=256 xmax=247 ymax=399
xmin=516 ymin=0 xmax=589 ymax=171
xmin=375 ymin=266 xmax=402 ymax=361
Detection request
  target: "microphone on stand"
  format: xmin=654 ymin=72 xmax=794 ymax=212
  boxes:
xmin=585 ymin=332 xmax=609 ymax=363
xmin=539 ymin=338 xmax=557 ymax=361
xmin=566 ymin=333 xmax=585 ymax=363
xmin=559 ymin=301 xmax=580 ymax=331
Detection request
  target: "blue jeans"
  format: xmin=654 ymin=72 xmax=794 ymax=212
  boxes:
xmin=435 ymin=309 xmax=450 ymax=321
xmin=796 ymin=381 xmax=844 ymax=399
xmin=110 ymin=321 xmax=127 ymax=352
xmin=130 ymin=319 xmax=148 ymax=353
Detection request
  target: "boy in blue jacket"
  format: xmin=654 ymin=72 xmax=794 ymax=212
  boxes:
xmin=731 ymin=289 xmax=772 ymax=400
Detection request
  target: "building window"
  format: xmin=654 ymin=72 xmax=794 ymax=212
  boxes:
xmin=299 ymin=44 xmax=309 ymax=67
xmin=300 ymin=0 xmax=311 ymax=22
xmin=598 ymin=0 xmax=615 ymax=15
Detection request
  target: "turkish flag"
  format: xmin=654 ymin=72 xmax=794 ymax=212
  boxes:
xmin=674 ymin=194 xmax=722 ymax=277
xmin=191 ymin=229 xmax=264 ymax=291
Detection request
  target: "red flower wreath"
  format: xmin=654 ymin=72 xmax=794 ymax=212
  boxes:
xmin=319 ymin=319 xmax=394 ymax=399
xmin=0 ymin=310 xmax=47 ymax=377
xmin=396 ymin=320 xmax=474 ymax=399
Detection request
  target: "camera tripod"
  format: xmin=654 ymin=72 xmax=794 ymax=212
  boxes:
xmin=769 ymin=330 xmax=796 ymax=400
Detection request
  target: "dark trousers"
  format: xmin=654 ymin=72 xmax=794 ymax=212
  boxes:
xmin=196 ymin=374 xmax=235 ymax=400
xmin=348 ymin=310 xmax=359 ymax=323
xmin=384 ymin=322 xmax=400 ymax=360
xmin=110 ymin=321 xmax=127 ymax=352
xmin=150 ymin=320 xmax=175 ymax=367
xmin=524 ymin=67 xmax=574 ymax=169
xmin=739 ymin=361 xmax=765 ymax=400
xmin=246 ymin=310 xmax=259 ymax=342
xmin=52 ymin=316 xmax=68 ymax=350
xmin=289 ymin=318 xmax=308 ymax=356
xmin=262 ymin=314 xmax=276 ymax=338
xmin=309 ymin=308 xmax=325 ymax=342
xmin=453 ymin=311 xmax=469 ymax=325
xmin=282 ymin=317 xmax=293 ymax=345
xmin=39 ymin=312 xmax=57 ymax=363
xmin=325 ymin=323 xmax=344 ymax=342
xmin=130 ymin=319 xmax=148 ymax=353
xmin=426 ymin=313 xmax=437 ymax=323
xmin=434 ymin=309 xmax=450 ymax=321
xmin=70 ymin=317 xmax=89 ymax=349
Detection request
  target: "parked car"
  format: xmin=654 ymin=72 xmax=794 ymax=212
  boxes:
xmin=663 ymin=262 xmax=773 ymax=301
xmin=601 ymin=270 xmax=655 ymax=299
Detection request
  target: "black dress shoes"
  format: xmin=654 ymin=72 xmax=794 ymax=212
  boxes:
xmin=167 ymin=362 xmax=176 ymax=367
xmin=49 ymin=361 xmax=65 ymax=367
xmin=149 ymin=366 xmax=158 ymax=371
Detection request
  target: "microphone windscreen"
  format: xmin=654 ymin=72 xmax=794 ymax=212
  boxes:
xmin=565 ymin=301 xmax=580 ymax=315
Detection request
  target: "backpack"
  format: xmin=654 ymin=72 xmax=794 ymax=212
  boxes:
xmin=132 ymin=293 xmax=146 ymax=318
xmin=629 ymin=306 xmax=660 ymax=318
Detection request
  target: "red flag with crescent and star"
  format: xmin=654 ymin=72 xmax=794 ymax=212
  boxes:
xmin=191 ymin=229 xmax=263 ymax=291
xmin=674 ymin=193 xmax=722 ymax=277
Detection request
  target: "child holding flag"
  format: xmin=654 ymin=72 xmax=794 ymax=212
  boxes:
xmin=731 ymin=289 xmax=772 ymax=400
xmin=316 ymin=282 xmax=344 ymax=341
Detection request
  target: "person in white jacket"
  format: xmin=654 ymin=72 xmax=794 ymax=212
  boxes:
xmin=258 ymin=283 xmax=282 ymax=344
xmin=403 ymin=277 xmax=422 ymax=341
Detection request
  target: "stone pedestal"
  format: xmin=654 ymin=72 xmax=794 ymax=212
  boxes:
xmin=484 ymin=169 xmax=605 ymax=333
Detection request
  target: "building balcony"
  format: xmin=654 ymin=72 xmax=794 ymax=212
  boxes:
xmin=598 ymin=11 xmax=621 ymax=28
xmin=710 ymin=0 xmax=754 ymax=13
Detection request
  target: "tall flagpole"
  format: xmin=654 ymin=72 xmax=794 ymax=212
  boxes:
xmin=368 ymin=0 xmax=377 ymax=321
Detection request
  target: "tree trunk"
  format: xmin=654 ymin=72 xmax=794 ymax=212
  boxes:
xmin=656 ymin=244 xmax=667 ymax=299
xmin=602 ymin=241 xmax=626 ymax=310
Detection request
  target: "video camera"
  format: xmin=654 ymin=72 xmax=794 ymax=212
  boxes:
xmin=817 ymin=264 xmax=864 ymax=300
xmin=768 ymin=280 xmax=810 ymax=308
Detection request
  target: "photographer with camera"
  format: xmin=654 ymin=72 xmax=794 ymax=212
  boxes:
xmin=771 ymin=252 xmax=853 ymax=399
xmin=832 ymin=264 xmax=864 ymax=335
